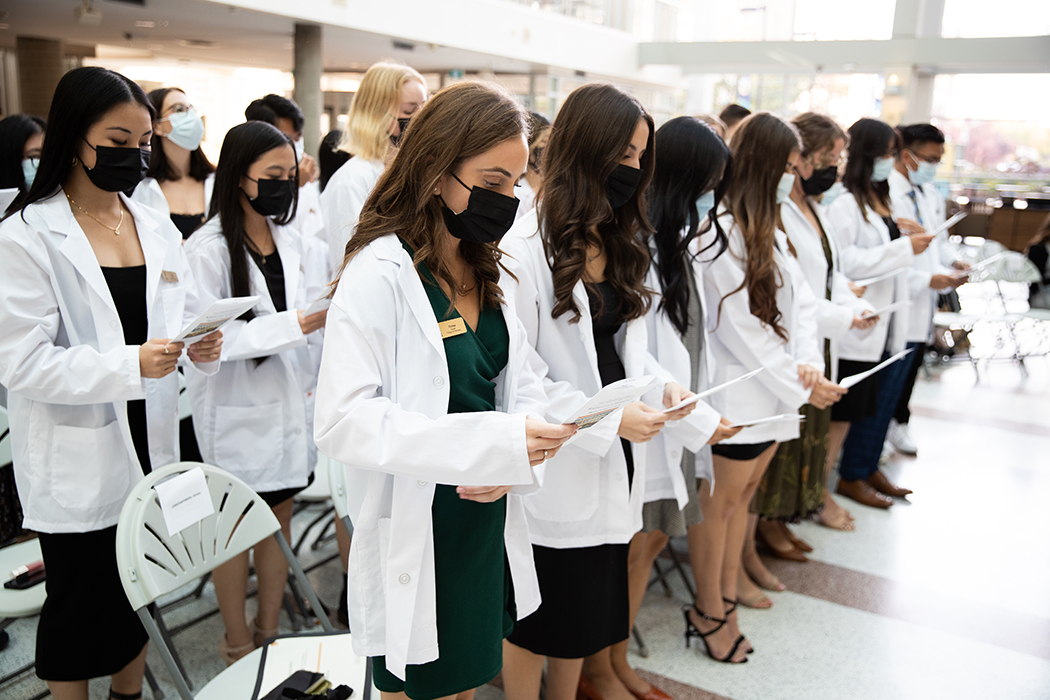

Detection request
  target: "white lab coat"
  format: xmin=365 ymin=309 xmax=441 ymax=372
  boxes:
xmin=700 ymin=215 xmax=823 ymax=444
xmin=313 ymin=234 xmax=548 ymax=679
xmin=888 ymin=169 xmax=952 ymax=343
xmin=183 ymin=218 xmax=328 ymax=493
xmin=319 ymin=157 xmax=385 ymax=276
xmin=501 ymin=208 xmax=669 ymax=549
xmin=825 ymin=192 xmax=915 ymax=362
xmin=291 ymin=180 xmax=326 ymax=242
xmin=130 ymin=174 xmax=215 ymax=218
xmin=0 ymin=193 xmax=217 ymax=533
xmin=642 ymin=247 xmax=722 ymax=506
xmin=781 ymin=197 xmax=875 ymax=382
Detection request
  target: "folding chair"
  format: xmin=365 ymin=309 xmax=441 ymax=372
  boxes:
xmin=115 ymin=462 xmax=349 ymax=700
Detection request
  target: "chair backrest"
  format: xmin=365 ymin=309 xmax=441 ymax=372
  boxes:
xmin=982 ymin=252 xmax=1042 ymax=284
xmin=116 ymin=461 xmax=281 ymax=611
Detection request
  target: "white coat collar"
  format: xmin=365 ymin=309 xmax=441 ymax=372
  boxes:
xmin=249 ymin=220 xmax=302 ymax=315
xmin=370 ymin=234 xmax=447 ymax=358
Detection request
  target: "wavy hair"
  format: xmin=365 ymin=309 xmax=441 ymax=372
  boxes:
xmin=337 ymin=62 xmax=426 ymax=163
xmin=718 ymin=111 xmax=801 ymax=342
xmin=539 ymin=83 xmax=655 ymax=324
xmin=649 ymin=117 xmax=730 ymax=336
xmin=337 ymin=81 xmax=527 ymax=311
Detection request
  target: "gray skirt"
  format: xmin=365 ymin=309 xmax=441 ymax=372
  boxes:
xmin=641 ymin=449 xmax=704 ymax=537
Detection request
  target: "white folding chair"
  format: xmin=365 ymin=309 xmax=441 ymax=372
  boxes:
xmin=116 ymin=462 xmax=342 ymax=700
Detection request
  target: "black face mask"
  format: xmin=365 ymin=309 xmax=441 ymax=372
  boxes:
xmin=439 ymin=173 xmax=519 ymax=244
xmin=390 ymin=117 xmax=412 ymax=147
xmin=801 ymin=165 xmax=838 ymax=196
xmin=605 ymin=163 xmax=642 ymax=210
xmin=243 ymin=177 xmax=296 ymax=218
xmin=81 ymin=140 xmax=150 ymax=193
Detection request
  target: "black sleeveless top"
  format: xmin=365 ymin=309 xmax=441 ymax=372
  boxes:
xmin=587 ymin=280 xmax=634 ymax=485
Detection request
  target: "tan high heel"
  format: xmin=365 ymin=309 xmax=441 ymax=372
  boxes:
xmin=250 ymin=617 xmax=280 ymax=647
xmin=218 ymin=633 xmax=256 ymax=666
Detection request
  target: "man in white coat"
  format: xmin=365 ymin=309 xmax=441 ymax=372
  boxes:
xmin=887 ymin=124 xmax=967 ymax=456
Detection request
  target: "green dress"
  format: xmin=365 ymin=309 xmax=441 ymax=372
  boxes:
xmin=371 ymin=240 xmax=515 ymax=700
xmin=752 ymin=225 xmax=834 ymax=521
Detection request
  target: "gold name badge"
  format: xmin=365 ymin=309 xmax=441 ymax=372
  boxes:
xmin=160 ymin=270 xmax=179 ymax=283
xmin=439 ymin=318 xmax=468 ymax=339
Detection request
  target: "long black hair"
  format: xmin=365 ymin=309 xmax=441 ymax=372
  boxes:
xmin=4 ymin=67 xmax=154 ymax=222
xmin=146 ymin=87 xmax=215 ymax=182
xmin=0 ymin=115 xmax=46 ymax=197
xmin=648 ymin=116 xmax=731 ymax=336
xmin=207 ymin=120 xmax=297 ymax=321
xmin=843 ymin=117 xmax=898 ymax=222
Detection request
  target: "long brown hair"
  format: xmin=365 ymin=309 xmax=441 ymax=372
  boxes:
xmin=539 ymin=83 xmax=655 ymax=324
xmin=719 ymin=111 xmax=801 ymax=342
xmin=843 ymin=117 xmax=898 ymax=222
xmin=336 ymin=81 xmax=526 ymax=309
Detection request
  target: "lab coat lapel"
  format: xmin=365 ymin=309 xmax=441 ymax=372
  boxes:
xmin=396 ymin=248 xmax=446 ymax=359
xmin=124 ymin=195 xmax=168 ymax=317
xmin=52 ymin=196 xmax=118 ymax=322
xmin=572 ymin=279 xmax=603 ymax=390
xmin=271 ymin=223 xmax=302 ymax=313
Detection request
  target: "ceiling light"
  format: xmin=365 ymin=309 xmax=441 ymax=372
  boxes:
xmin=135 ymin=20 xmax=156 ymax=28
xmin=75 ymin=1 xmax=103 ymax=26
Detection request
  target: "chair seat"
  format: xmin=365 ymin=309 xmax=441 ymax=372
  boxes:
xmin=0 ymin=539 xmax=46 ymax=618
xmin=297 ymin=454 xmax=333 ymax=502
xmin=196 ymin=634 xmax=371 ymax=700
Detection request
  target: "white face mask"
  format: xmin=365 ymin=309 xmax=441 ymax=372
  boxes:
xmin=293 ymin=137 xmax=305 ymax=163
xmin=695 ymin=190 xmax=716 ymax=224
xmin=160 ymin=108 xmax=204 ymax=151
xmin=22 ymin=157 xmax=38 ymax=189
xmin=907 ymin=153 xmax=938 ymax=187
xmin=776 ymin=172 xmax=796 ymax=204
xmin=871 ymin=156 xmax=895 ymax=182
xmin=821 ymin=182 xmax=845 ymax=207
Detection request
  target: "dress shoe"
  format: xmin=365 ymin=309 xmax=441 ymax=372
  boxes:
xmin=836 ymin=479 xmax=893 ymax=509
xmin=577 ymin=674 xmax=604 ymax=700
xmin=868 ymin=470 xmax=913 ymax=497
xmin=887 ymin=419 xmax=918 ymax=456
xmin=756 ymin=521 xmax=809 ymax=562
xmin=628 ymin=684 xmax=674 ymax=700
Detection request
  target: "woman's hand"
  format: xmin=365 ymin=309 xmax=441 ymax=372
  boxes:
xmin=188 ymin=330 xmax=223 ymax=363
xmin=849 ymin=281 xmax=867 ymax=297
xmin=526 ymin=418 xmax=577 ymax=467
xmin=808 ymin=377 xmax=847 ymax=410
xmin=897 ymin=217 xmax=936 ymax=255
xmin=851 ymin=314 xmax=878 ymax=330
xmin=456 ymin=485 xmax=513 ymax=503
xmin=662 ymin=382 xmax=697 ymax=421
xmin=896 ymin=217 xmax=925 ymax=236
xmin=618 ymin=402 xmax=667 ymax=443
xmin=797 ymin=363 xmax=823 ymax=390
xmin=298 ymin=309 xmax=328 ymax=335
xmin=140 ymin=338 xmax=183 ymax=378
xmin=707 ymin=416 xmax=743 ymax=444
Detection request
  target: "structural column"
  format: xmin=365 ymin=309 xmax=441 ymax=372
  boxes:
xmin=293 ymin=23 xmax=323 ymax=155
xmin=16 ymin=36 xmax=64 ymax=118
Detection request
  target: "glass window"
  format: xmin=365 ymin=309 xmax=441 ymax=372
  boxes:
xmin=942 ymin=0 xmax=1050 ymax=38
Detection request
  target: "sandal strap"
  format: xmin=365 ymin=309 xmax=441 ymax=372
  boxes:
xmin=722 ymin=597 xmax=739 ymax=615
xmin=691 ymin=605 xmax=727 ymax=638
xmin=717 ymin=635 xmax=747 ymax=663
xmin=110 ymin=690 xmax=143 ymax=700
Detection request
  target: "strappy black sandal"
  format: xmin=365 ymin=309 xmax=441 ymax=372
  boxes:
xmin=682 ymin=604 xmax=747 ymax=664
xmin=723 ymin=596 xmax=754 ymax=654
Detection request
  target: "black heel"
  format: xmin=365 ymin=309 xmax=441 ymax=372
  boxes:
xmin=110 ymin=690 xmax=143 ymax=700
xmin=723 ymin=597 xmax=754 ymax=654
xmin=681 ymin=604 xmax=747 ymax=664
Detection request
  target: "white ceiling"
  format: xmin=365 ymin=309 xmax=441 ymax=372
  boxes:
xmin=0 ymin=0 xmax=542 ymax=74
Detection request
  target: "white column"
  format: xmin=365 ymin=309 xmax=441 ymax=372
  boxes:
xmin=293 ymin=23 xmax=323 ymax=155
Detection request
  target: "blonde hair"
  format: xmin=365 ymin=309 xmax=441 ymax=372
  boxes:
xmin=338 ymin=62 xmax=426 ymax=162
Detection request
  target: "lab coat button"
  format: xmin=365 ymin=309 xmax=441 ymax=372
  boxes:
xmin=110 ymin=320 xmax=119 ymax=328
xmin=615 ymin=472 xmax=624 ymax=481
xmin=398 ymin=573 xmax=411 ymax=585
xmin=671 ymin=450 xmax=680 ymax=460
xmin=417 ymin=480 xmax=427 ymax=487
xmin=295 ymin=428 xmax=303 ymax=435
xmin=433 ymin=376 xmax=444 ymax=387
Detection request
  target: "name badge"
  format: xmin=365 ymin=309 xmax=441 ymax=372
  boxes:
xmin=439 ymin=318 xmax=468 ymax=339
xmin=161 ymin=270 xmax=179 ymax=283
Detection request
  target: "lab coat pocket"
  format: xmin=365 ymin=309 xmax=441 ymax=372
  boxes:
xmin=50 ymin=420 xmax=131 ymax=509
xmin=523 ymin=449 xmax=599 ymax=523
xmin=213 ymin=403 xmax=284 ymax=477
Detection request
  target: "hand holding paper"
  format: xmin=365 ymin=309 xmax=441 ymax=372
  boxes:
xmin=838 ymin=348 xmax=913 ymax=389
xmin=560 ymin=375 xmax=659 ymax=430
xmin=171 ymin=296 xmax=260 ymax=344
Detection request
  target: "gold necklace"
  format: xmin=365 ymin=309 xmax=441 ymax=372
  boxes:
xmin=66 ymin=193 xmax=123 ymax=235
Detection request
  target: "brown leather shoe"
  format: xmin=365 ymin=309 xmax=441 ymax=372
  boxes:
xmin=836 ymin=479 xmax=893 ymax=508
xmin=868 ymin=470 xmax=913 ymax=497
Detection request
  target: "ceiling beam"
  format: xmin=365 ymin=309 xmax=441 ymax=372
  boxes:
xmin=639 ymin=36 xmax=1050 ymax=75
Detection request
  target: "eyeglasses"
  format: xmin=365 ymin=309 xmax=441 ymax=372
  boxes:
xmin=804 ymin=151 xmax=846 ymax=170
xmin=163 ymin=104 xmax=197 ymax=117
xmin=906 ymin=149 xmax=942 ymax=165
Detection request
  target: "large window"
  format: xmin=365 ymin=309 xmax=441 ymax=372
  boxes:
xmin=942 ymin=0 xmax=1050 ymax=38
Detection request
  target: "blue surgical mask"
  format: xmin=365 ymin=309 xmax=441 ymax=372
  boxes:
xmin=695 ymin=190 xmax=715 ymax=223
xmin=821 ymin=182 xmax=845 ymax=207
xmin=21 ymin=157 xmax=38 ymax=189
xmin=871 ymin=156 xmax=895 ymax=182
xmin=160 ymin=108 xmax=205 ymax=151
xmin=776 ymin=172 xmax=795 ymax=204
xmin=907 ymin=155 xmax=938 ymax=187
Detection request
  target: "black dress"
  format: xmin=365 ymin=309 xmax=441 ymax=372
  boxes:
xmin=171 ymin=212 xmax=207 ymax=464
xmin=505 ymin=280 xmax=631 ymax=659
xmin=247 ymin=247 xmax=314 ymax=507
xmin=35 ymin=265 xmax=151 ymax=681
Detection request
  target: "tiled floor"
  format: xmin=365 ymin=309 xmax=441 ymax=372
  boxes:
xmin=1 ymin=355 xmax=1048 ymax=700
